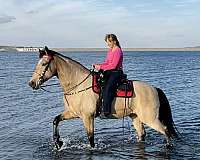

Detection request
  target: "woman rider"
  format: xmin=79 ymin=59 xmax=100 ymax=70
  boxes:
xmin=93 ymin=34 xmax=123 ymax=118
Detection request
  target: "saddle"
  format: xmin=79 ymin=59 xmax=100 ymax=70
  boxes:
xmin=92 ymin=71 xmax=134 ymax=98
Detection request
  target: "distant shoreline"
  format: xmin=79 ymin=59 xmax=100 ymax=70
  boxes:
xmin=1 ymin=46 xmax=200 ymax=52
xmin=52 ymin=47 xmax=200 ymax=52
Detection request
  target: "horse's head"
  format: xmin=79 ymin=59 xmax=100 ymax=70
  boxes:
xmin=28 ymin=46 xmax=57 ymax=90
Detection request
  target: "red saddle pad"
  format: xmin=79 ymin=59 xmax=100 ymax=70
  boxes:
xmin=92 ymin=74 xmax=134 ymax=98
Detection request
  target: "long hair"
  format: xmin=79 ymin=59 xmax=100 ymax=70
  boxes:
xmin=105 ymin=34 xmax=121 ymax=48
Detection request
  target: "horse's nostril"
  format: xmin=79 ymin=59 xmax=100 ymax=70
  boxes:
xmin=28 ymin=80 xmax=34 ymax=87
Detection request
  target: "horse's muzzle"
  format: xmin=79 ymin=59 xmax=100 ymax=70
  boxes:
xmin=28 ymin=80 xmax=39 ymax=90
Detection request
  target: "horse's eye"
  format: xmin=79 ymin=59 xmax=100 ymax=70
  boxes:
xmin=42 ymin=62 xmax=48 ymax=66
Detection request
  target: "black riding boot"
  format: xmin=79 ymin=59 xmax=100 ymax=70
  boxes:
xmin=100 ymin=70 xmax=122 ymax=118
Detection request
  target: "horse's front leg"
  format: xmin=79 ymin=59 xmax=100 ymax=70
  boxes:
xmin=82 ymin=115 xmax=95 ymax=147
xmin=53 ymin=114 xmax=63 ymax=150
xmin=53 ymin=111 xmax=75 ymax=150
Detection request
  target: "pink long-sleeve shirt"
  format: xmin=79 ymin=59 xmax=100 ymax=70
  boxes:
xmin=100 ymin=47 xmax=123 ymax=71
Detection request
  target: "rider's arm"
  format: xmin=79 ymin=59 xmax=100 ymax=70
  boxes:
xmin=100 ymin=48 xmax=122 ymax=70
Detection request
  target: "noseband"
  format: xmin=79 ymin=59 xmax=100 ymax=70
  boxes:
xmin=38 ymin=55 xmax=53 ymax=86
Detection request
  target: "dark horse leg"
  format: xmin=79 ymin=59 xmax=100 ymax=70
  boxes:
xmin=53 ymin=111 xmax=75 ymax=150
xmin=132 ymin=116 xmax=146 ymax=142
xmin=53 ymin=114 xmax=63 ymax=150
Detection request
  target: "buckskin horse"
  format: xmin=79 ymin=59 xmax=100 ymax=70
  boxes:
xmin=28 ymin=46 xmax=178 ymax=150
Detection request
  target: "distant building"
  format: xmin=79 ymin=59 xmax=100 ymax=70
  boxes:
xmin=16 ymin=47 xmax=42 ymax=52
xmin=0 ymin=48 xmax=6 ymax=52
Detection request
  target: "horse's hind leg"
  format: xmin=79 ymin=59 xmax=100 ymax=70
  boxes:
xmin=131 ymin=116 xmax=146 ymax=142
xmin=53 ymin=111 xmax=76 ymax=150
xmin=148 ymin=119 xmax=171 ymax=145
xmin=82 ymin=115 xmax=95 ymax=147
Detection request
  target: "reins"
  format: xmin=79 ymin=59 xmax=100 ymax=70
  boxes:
xmin=64 ymin=86 xmax=93 ymax=95
xmin=64 ymin=71 xmax=93 ymax=95
xmin=40 ymin=70 xmax=94 ymax=95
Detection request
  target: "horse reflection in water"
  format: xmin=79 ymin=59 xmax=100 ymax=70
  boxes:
xmin=28 ymin=46 xmax=178 ymax=150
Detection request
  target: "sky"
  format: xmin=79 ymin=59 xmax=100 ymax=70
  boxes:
xmin=0 ymin=0 xmax=200 ymax=48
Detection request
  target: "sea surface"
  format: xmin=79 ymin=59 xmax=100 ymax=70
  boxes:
xmin=0 ymin=51 xmax=200 ymax=160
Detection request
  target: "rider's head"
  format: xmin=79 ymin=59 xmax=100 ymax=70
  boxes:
xmin=105 ymin=34 xmax=121 ymax=49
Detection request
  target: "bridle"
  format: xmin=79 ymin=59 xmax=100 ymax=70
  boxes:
xmin=36 ymin=55 xmax=53 ymax=87
xmin=36 ymin=55 xmax=94 ymax=95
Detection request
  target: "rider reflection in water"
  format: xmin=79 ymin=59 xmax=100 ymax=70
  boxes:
xmin=93 ymin=34 xmax=124 ymax=118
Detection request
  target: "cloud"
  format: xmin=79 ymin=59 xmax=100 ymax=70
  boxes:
xmin=168 ymin=0 xmax=200 ymax=8
xmin=0 ymin=15 xmax=16 ymax=24
xmin=0 ymin=0 xmax=199 ymax=47
xmin=26 ymin=10 xmax=38 ymax=14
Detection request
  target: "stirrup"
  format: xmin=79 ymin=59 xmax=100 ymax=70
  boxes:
xmin=99 ymin=112 xmax=110 ymax=119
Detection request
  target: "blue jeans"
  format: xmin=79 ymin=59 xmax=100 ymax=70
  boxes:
xmin=102 ymin=70 xmax=123 ymax=113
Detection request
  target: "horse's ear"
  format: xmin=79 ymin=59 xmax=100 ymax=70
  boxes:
xmin=39 ymin=48 xmax=42 ymax=53
xmin=44 ymin=46 xmax=49 ymax=55
xmin=45 ymin=46 xmax=48 ymax=51
xmin=39 ymin=46 xmax=53 ymax=58
xmin=39 ymin=48 xmax=45 ymax=58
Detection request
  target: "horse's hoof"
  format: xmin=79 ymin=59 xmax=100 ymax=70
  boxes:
xmin=90 ymin=143 xmax=95 ymax=148
xmin=136 ymin=135 xmax=145 ymax=142
xmin=55 ymin=140 xmax=63 ymax=150
xmin=166 ymin=142 xmax=173 ymax=149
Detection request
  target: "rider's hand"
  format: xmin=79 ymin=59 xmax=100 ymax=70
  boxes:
xmin=93 ymin=64 xmax=101 ymax=70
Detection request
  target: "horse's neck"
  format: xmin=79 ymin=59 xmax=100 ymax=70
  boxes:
xmin=55 ymin=56 xmax=90 ymax=91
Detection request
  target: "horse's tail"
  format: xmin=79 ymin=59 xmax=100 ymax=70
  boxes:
xmin=156 ymin=87 xmax=178 ymax=139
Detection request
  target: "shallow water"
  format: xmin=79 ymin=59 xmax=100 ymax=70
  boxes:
xmin=0 ymin=51 xmax=200 ymax=159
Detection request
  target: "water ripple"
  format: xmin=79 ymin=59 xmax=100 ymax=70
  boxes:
xmin=1 ymin=51 xmax=200 ymax=159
